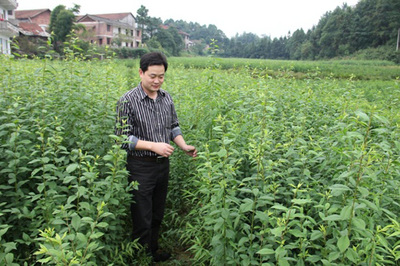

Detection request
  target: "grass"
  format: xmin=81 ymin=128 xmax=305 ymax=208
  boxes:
xmin=169 ymin=56 xmax=400 ymax=80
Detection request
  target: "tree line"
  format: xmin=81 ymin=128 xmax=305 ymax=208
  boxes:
xmin=12 ymin=0 xmax=400 ymax=62
xmin=219 ymin=0 xmax=400 ymax=61
xmin=152 ymin=0 xmax=400 ymax=62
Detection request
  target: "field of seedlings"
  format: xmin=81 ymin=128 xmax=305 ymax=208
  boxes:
xmin=1 ymin=54 xmax=400 ymax=265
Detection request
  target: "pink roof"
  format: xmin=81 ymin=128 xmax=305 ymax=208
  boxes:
xmin=15 ymin=9 xmax=50 ymax=19
xmin=93 ymin=13 xmax=133 ymax=20
xmin=19 ymin=22 xmax=44 ymax=33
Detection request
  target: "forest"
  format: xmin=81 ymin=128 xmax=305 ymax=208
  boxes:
xmin=144 ymin=0 xmax=400 ymax=62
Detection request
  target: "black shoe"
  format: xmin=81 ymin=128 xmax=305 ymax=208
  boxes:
xmin=152 ymin=251 xmax=171 ymax=262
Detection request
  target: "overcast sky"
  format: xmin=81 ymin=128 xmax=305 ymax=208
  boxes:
xmin=16 ymin=0 xmax=360 ymax=38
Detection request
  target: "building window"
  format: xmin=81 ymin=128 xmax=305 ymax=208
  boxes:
xmin=107 ymin=25 xmax=111 ymax=32
xmin=131 ymin=30 xmax=133 ymax=36
xmin=107 ymin=38 xmax=111 ymax=45
xmin=136 ymin=30 xmax=140 ymax=37
xmin=99 ymin=38 xmax=103 ymax=45
xmin=8 ymin=10 xmax=13 ymax=16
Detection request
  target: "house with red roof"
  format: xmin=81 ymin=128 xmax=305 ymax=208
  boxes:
xmin=15 ymin=9 xmax=50 ymax=38
xmin=76 ymin=12 xmax=141 ymax=48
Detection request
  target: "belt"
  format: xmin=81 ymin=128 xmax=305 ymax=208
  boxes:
xmin=130 ymin=155 xmax=168 ymax=163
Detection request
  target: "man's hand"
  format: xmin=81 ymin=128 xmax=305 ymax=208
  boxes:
xmin=151 ymin=142 xmax=175 ymax=157
xmin=183 ymin=145 xmax=198 ymax=158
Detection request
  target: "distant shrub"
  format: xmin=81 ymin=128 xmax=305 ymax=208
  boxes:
xmin=353 ymin=45 xmax=400 ymax=64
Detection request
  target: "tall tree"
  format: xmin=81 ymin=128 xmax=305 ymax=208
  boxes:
xmin=288 ymin=29 xmax=306 ymax=60
xmin=136 ymin=5 xmax=150 ymax=41
xmin=147 ymin=17 xmax=163 ymax=39
xmin=49 ymin=4 xmax=80 ymax=52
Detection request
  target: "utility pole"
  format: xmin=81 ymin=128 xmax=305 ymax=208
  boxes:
xmin=397 ymin=28 xmax=400 ymax=51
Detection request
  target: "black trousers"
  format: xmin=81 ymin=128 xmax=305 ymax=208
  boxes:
xmin=126 ymin=155 xmax=170 ymax=254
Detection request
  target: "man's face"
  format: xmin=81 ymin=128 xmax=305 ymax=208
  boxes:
xmin=139 ymin=65 xmax=165 ymax=97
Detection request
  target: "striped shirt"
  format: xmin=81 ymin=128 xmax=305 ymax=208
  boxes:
xmin=115 ymin=83 xmax=182 ymax=157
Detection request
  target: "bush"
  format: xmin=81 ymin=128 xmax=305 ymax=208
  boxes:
xmin=113 ymin=47 xmax=149 ymax=59
xmin=353 ymin=45 xmax=400 ymax=64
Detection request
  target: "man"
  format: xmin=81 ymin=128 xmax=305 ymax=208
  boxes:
xmin=115 ymin=52 xmax=197 ymax=262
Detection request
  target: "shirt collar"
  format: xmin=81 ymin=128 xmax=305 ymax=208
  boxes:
xmin=137 ymin=82 xmax=166 ymax=101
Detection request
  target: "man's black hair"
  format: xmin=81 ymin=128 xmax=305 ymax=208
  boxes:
xmin=140 ymin=52 xmax=168 ymax=73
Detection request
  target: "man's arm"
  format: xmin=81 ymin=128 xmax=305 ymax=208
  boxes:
xmin=135 ymin=140 xmax=175 ymax=157
xmin=173 ymin=135 xmax=197 ymax=157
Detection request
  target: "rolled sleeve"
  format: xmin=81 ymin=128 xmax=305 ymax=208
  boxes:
xmin=171 ymin=126 xmax=182 ymax=140
xmin=128 ymin=135 xmax=139 ymax=150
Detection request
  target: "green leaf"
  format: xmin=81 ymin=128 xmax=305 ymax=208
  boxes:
xmin=213 ymin=217 xmax=224 ymax=231
xmin=359 ymin=199 xmax=379 ymax=212
xmin=90 ymin=232 xmax=104 ymax=239
xmin=310 ymin=230 xmax=323 ymax=241
xmin=217 ymin=148 xmax=227 ymax=158
xmin=346 ymin=248 xmax=358 ymax=263
xmin=81 ymin=217 xmax=94 ymax=223
xmin=271 ymin=227 xmax=284 ymax=237
xmin=67 ymin=195 xmax=77 ymax=205
xmin=257 ymin=248 xmax=275 ymax=255
xmin=324 ymin=214 xmax=343 ymax=221
xmin=239 ymin=199 xmax=254 ymax=213
xmin=337 ymin=234 xmax=350 ymax=253
xmin=255 ymin=211 xmax=269 ymax=221
xmin=352 ymin=217 xmax=366 ymax=230
xmin=63 ymin=175 xmax=76 ymax=184
xmin=66 ymin=163 xmax=79 ymax=173
xmin=5 ymin=253 xmax=14 ymax=264
xmin=79 ymin=202 xmax=91 ymax=210
xmin=278 ymin=258 xmax=290 ymax=266
xmin=275 ymin=246 xmax=287 ymax=260
xmin=96 ymin=222 xmax=108 ymax=228
xmin=52 ymin=218 xmax=66 ymax=225
xmin=37 ymin=183 xmax=45 ymax=193
xmin=3 ymin=242 xmax=17 ymax=253
xmin=357 ymin=186 xmax=369 ymax=198
xmin=328 ymin=251 xmax=340 ymax=262
xmin=0 ymin=227 xmax=9 ymax=238
xmin=271 ymin=204 xmax=288 ymax=211
xmin=340 ymin=205 xmax=352 ymax=220
xmin=71 ymin=215 xmax=81 ymax=231
xmin=76 ymin=232 xmax=87 ymax=243
xmin=329 ymin=184 xmax=351 ymax=196
xmin=291 ymin=198 xmax=312 ymax=205
xmin=355 ymin=110 xmax=369 ymax=122
xmin=306 ymin=255 xmax=322 ymax=263
xmin=238 ymin=237 xmax=249 ymax=247
xmin=288 ymin=229 xmax=306 ymax=238
xmin=373 ymin=114 xmax=390 ymax=125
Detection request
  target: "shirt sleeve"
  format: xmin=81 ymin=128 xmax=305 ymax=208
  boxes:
xmin=170 ymin=101 xmax=182 ymax=140
xmin=115 ymin=96 xmax=138 ymax=151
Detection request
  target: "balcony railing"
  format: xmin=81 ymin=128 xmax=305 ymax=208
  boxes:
xmin=0 ymin=20 xmax=19 ymax=37
xmin=0 ymin=0 xmax=18 ymax=10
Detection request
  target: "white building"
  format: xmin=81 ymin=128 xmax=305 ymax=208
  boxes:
xmin=0 ymin=0 xmax=18 ymax=54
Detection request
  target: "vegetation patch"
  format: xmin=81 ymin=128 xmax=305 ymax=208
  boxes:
xmin=1 ymin=55 xmax=399 ymax=265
